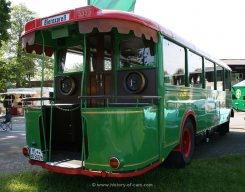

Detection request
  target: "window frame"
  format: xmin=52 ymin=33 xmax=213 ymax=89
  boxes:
xmin=163 ymin=38 xmax=186 ymax=86
xmin=117 ymin=34 xmax=157 ymax=71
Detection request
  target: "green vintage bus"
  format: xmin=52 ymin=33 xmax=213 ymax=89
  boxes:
xmin=232 ymin=80 xmax=245 ymax=111
xmin=22 ymin=6 xmax=233 ymax=177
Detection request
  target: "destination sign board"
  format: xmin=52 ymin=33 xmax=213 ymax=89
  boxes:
xmin=42 ymin=13 xmax=70 ymax=26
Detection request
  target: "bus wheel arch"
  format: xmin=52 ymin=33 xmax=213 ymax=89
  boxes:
xmin=181 ymin=118 xmax=195 ymax=164
xmin=174 ymin=112 xmax=196 ymax=151
xmin=165 ymin=113 xmax=196 ymax=168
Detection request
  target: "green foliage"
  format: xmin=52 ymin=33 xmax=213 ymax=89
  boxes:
xmin=1 ymin=154 xmax=245 ymax=192
xmin=0 ymin=46 xmax=13 ymax=92
xmin=32 ymin=55 xmax=54 ymax=81
xmin=0 ymin=0 xmax=11 ymax=47
xmin=8 ymin=4 xmax=38 ymax=87
xmin=0 ymin=4 xmax=54 ymax=91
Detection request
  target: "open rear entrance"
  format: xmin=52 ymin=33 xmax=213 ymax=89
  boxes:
xmin=43 ymin=105 xmax=84 ymax=168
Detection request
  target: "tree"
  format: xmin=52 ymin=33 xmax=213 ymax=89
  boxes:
xmin=2 ymin=4 xmax=53 ymax=89
xmin=32 ymin=55 xmax=54 ymax=83
xmin=1 ymin=4 xmax=35 ymax=88
xmin=0 ymin=0 xmax=11 ymax=47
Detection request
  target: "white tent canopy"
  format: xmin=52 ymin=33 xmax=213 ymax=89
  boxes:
xmin=0 ymin=88 xmax=37 ymax=95
xmin=0 ymin=88 xmax=53 ymax=96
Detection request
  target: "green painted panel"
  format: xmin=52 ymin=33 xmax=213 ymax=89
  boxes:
xmin=232 ymin=84 xmax=245 ymax=111
xmin=163 ymin=85 xmax=231 ymax=150
xmin=81 ymin=106 xmax=159 ymax=171
xmin=24 ymin=108 xmax=43 ymax=151
xmin=51 ymin=28 xmax=69 ymax=39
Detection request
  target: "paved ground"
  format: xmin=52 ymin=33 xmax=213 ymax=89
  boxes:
xmin=194 ymin=111 xmax=245 ymax=159
xmin=0 ymin=111 xmax=244 ymax=174
xmin=0 ymin=117 xmax=42 ymax=174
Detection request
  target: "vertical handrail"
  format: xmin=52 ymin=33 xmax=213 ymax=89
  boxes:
xmin=81 ymin=34 xmax=87 ymax=106
xmin=48 ymin=101 xmax=54 ymax=161
xmin=40 ymin=31 xmax=45 ymax=105
xmin=81 ymin=118 xmax=86 ymax=169
xmin=81 ymin=34 xmax=87 ymax=168
xmin=40 ymin=31 xmax=47 ymax=158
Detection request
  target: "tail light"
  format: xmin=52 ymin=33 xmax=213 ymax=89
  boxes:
xmin=109 ymin=157 xmax=120 ymax=169
xmin=22 ymin=146 xmax=29 ymax=157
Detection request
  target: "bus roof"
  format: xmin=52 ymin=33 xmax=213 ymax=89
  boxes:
xmin=22 ymin=5 xmax=231 ymax=71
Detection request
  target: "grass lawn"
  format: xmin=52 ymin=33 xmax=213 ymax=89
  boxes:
xmin=1 ymin=154 xmax=245 ymax=192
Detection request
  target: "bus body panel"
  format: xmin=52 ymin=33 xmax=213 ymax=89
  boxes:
xmin=24 ymin=106 xmax=160 ymax=172
xmin=25 ymin=108 xmax=43 ymax=150
xmin=82 ymin=106 xmax=159 ymax=171
xmin=232 ymin=82 xmax=245 ymax=111
xmin=163 ymin=86 xmax=231 ymax=146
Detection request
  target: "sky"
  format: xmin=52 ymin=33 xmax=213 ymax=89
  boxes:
xmin=10 ymin=0 xmax=245 ymax=59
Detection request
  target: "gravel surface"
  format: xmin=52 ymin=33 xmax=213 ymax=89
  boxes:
xmin=0 ymin=117 xmax=42 ymax=174
xmin=0 ymin=112 xmax=244 ymax=174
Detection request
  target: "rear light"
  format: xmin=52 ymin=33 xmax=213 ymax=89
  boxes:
xmin=101 ymin=171 xmax=107 ymax=177
xmin=109 ymin=157 xmax=120 ymax=169
xmin=22 ymin=146 xmax=29 ymax=157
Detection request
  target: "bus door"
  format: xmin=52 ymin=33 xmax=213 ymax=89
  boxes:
xmin=87 ymin=34 xmax=114 ymax=106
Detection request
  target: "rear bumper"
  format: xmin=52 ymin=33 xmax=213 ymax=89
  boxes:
xmin=29 ymin=160 xmax=161 ymax=178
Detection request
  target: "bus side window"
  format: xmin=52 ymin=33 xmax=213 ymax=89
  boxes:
xmin=188 ymin=51 xmax=202 ymax=88
xmin=216 ymin=65 xmax=224 ymax=91
xmin=224 ymin=70 xmax=231 ymax=90
xmin=205 ymin=60 xmax=215 ymax=90
xmin=163 ymin=39 xmax=185 ymax=86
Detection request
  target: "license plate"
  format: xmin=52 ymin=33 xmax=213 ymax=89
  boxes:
xmin=29 ymin=148 xmax=44 ymax=161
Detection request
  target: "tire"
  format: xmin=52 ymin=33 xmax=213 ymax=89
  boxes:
xmin=218 ymin=121 xmax=230 ymax=136
xmin=181 ymin=119 xmax=195 ymax=164
xmin=164 ymin=119 xmax=195 ymax=168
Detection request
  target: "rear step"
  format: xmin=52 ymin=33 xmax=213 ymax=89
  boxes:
xmin=47 ymin=160 xmax=84 ymax=168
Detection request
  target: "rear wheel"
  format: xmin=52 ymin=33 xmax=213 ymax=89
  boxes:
xmin=164 ymin=119 xmax=195 ymax=168
xmin=218 ymin=121 xmax=230 ymax=136
xmin=181 ymin=119 xmax=195 ymax=164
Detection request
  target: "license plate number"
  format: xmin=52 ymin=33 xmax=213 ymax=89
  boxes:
xmin=29 ymin=148 xmax=44 ymax=161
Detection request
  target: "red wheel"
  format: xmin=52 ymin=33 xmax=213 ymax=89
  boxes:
xmin=181 ymin=119 xmax=195 ymax=164
xmin=164 ymin=118 xmax=195 ymax=168
xmin=183 ymin=127 xmax=191 ymax=157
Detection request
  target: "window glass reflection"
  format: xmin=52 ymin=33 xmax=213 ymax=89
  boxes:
xmin=163 ymin=39 xmax=185 ymax=86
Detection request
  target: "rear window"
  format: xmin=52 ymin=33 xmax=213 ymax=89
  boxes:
xmin=119 ymin=37 xmax=155 ymax=68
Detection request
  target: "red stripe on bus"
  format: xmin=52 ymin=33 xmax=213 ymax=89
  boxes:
xmin=29 ymin=160 xmax=161 ymax=177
